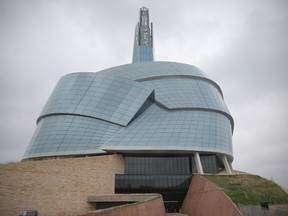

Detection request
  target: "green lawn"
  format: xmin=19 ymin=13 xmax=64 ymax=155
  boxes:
xmin=203 ymin=174 xmax=288 ymax=205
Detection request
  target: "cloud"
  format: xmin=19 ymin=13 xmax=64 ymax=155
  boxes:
xmin=0 ymin=0 xmax=287 ymax=188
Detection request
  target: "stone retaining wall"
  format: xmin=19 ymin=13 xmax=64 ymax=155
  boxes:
xmin=80 ymin=195 xmax=166 ymax=216
xmin=181 ymin=175 xmax=241 ymax=216
xmin=0 ymin=155 xmax=124 ymax=216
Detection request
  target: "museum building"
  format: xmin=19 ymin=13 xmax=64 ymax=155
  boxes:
xmin=22 ymin=7 xmax=234 ymax=212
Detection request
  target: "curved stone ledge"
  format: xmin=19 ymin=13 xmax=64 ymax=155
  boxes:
xmin=81 ymin=194 xmax=166 ymax=216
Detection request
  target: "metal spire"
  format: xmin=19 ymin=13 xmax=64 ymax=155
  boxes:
xmin=132 ymin=7 xmax=154 ymax=63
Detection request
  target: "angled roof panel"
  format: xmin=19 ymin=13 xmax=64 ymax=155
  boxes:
xmin=39 ymin=73 xmax=154 ymax=126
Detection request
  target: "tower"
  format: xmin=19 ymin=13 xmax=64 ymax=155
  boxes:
xmin=132 ymin=7 xmax=154 ymax=63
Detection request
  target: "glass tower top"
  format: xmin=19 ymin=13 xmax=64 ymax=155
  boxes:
xmin=132 ymin=7 xmax=154 ymax=63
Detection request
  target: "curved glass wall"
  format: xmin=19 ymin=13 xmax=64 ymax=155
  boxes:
xmin=40 ymin=73 xmax=154 ymax=126
xmin=99 ymin=62 xmax=210 ymax=81
xmin=103 ymin=104 xmax=233 ymax=156
xmin=24 ymin=61 xmax=233 ymax=161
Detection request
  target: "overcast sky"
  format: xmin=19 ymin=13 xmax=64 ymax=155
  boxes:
xmin=0 ymin=0 xmax=287 ymax=188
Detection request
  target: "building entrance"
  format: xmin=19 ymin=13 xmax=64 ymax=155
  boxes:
xmin=115 ymin=174 xmax=191 ymax=212
xmin=114 ymin=154 xmax=223 ymax=212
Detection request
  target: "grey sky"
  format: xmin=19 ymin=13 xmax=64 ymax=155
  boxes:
xmin=0 ymin=0 xmax=287 ymax=188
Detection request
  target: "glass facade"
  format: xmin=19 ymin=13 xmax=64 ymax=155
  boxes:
xmin=125 ymin=155 xmax=191 ymax=175
xmin=122 ymin=155 xmax=223 ymax=175
xmin=99 ymin=61 xmax=210 ymax=81
xmin=115 ymin=174 xmax=191 ymax=193
xmin=39 ymin=72 xmax=154 ymax=127
xmin=133 ymin=46 xmax=154 ymax=63
xmin=103 ymin=104 xmax=233 ymax=156
xmin=24 ymin=115 xmax=120 ymax=158
xmin=23 ymin=61 xmax=234 ymax=160
xmin=200 ymin=154 xmax=224 ymax=173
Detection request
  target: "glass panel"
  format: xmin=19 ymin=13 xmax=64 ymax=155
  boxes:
xmin=39 ymin=73 xmax=154 ymax=126
xmin=124 ymin=155 xmax=190 ymax=175
xmin=200 ymin=154 xmax=224 ymax=173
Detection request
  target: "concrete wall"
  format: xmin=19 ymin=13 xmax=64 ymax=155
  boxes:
xmin=0 ymin=154 xmax=124 ymax=216
xmin=80 ymin=195 xmax=166 ymax=216
xmin=181 ymin=175 xmax=241 ymax=216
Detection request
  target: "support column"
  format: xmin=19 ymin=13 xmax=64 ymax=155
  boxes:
xmin=194 ymin=152 xmax=203 ymax=174
xmin=229 ymin=162 xmax=233 ymax=173
xmin=222 ymin=155 xmax=232 ymax=174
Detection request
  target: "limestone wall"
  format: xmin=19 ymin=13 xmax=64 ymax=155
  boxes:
xmin=181 ymin=175 xmax=241 ymax=216
xmin=0 ymin=154 xmax=124 ymax=216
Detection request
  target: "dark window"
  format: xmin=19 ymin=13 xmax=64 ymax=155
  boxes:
xmin=124 ymin=155 xmax=190 ymax=175
xmin=115 ymin=174 xmax=191 ymax=193
xmin=200 ymin=155 xmax=224 ymax=173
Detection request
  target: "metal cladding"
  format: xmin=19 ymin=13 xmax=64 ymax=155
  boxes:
xmin=23 ymin=61 xmax=234 ymax=161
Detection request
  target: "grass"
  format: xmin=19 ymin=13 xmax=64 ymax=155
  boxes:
xmin=203 ymin=174 xmax=288 ymax=205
